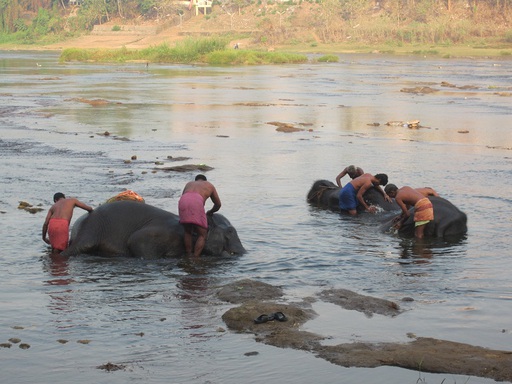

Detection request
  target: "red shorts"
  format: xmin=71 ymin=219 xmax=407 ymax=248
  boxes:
xmin=48 ymin=218 xmax=70 ymax=251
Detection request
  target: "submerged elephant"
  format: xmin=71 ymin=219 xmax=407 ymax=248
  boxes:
xmin=307 ymin=179 xmax=399 ymax=212
xmin=380 ymin=196 xmax=467 ymax=239
xmin=62 ymin=201 xmax=245 ymax=258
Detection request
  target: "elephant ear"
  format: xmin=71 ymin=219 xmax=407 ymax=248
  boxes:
xmin=205 ymin=214 xmax=246 ymax=256
xmin=204 ymin=215 xmax=223 ymax=255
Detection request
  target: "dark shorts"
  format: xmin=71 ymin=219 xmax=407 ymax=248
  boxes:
xmin=339 ymin=183 xmax=358 ymax=211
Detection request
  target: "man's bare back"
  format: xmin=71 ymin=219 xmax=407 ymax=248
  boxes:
xmin=182 ymin=180 xmax=220 ymax=207
xmin=48 ymin=198 xmax=93 ymax=222
xmin=349 ymin=173 xmax=377 ymax=190
xmin=395 ymin=186 xmax=427 ymax=207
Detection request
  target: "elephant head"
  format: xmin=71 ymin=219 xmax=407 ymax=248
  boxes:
xmin=204 ymin=214 xmax=246 ymax=257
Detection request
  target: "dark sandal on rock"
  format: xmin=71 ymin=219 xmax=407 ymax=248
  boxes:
xmin=254 ymin=312 xmax=287 ymax=324
xmin=254 ymin=314 xmax=274 ymax=324
xmin=273 ymin=312 xmax=288 ymax=322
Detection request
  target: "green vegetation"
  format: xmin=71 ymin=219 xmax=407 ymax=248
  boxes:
xmin=1 ymin=0 xmax=511 ymax=57
xmin=60 ymin=37 xmax=308 ymax=65
xmin=206 ymin=49 xmax=307 ymax=65
xmin=316 ymin=54 xmax=339 ymax=62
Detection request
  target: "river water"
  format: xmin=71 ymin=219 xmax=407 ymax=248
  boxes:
xmin=1 ymin=50 xmax=511 ymax=383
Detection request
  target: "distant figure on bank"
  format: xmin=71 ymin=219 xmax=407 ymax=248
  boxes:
xmin=178 ymin=174 xmax=222 ymax=257
xmin=339 ymin=173 xmax=389 ymax=215
xmin=384 ymin=184 xmax=434 ymax=239
xmin=42 ymin=193 xmax=93 ymax=252
xmin=335 ymin=165 xmax=364 ymax=188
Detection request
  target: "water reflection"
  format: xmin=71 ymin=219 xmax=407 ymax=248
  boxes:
xmin=42 ymin=251 xmax=72 ymax=286
xmin=397 ymin=235 xmax=467 ymax=263
xmin=4 ymin=51 xmax=512 ymax=383
xmin=398 ymin=238 xmax=434 ymax=262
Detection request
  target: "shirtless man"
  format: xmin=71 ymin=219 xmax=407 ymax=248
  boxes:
xmin=338 ymin=173 xmax=389 ymax=215
xmin=335 ymin=165 xmax=364 ymax=188
xmin=384 ymin=184 xmax=435 ymax=239
xmin=42 ymin=193 xmax=94 ymax=252
xmin=178 ymin=174 xmax=221 ymax=257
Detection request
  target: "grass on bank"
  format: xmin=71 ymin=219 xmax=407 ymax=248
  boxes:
xmin=59 ymin=37 xmax=308 ymax=65
xmin=277 ymin=38 xmax=512 ymax=58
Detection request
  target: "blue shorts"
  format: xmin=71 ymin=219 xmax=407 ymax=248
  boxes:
xmin=339 ymin=183 xmax=358 ymax=211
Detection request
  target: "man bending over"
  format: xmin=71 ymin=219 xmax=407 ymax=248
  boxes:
xmin=338 ymin=173 xmax=389 ymax=215
xmin=384 ymin=184 xmax=434 ymax=239
xmin=178 ymin=174 xmax=221 ymax=257
xmin=42 ymin=192 xmax=93 ymax=252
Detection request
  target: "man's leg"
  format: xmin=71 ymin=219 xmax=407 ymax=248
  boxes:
xmin=193 ymin=226 xmax=208 ymax=257
xmin=183 ymin=224 xmax=194 ymax=256
xmin=415 ymin=224 xmax=426 ymax=239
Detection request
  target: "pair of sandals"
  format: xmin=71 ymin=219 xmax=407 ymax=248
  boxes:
xmin=254 ymin=311 xmax=288 ymax=324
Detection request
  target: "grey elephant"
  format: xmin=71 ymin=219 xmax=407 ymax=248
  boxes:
xmin=62 ymin=201 xmax=245 ymax=258
xmin=380 ymin=196 xmax=467 ymax=239
xmin=307 ymin=179 xmax=399 ymax=212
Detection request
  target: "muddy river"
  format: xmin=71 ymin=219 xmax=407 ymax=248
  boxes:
xmin=0 ymin=50 xmax=511 ymax=383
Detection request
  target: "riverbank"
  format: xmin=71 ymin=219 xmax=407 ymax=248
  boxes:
xmin=1 ymin=3 xmax=512 ymax=59
xmin=2 ymin=33 xmax=511 ymax=60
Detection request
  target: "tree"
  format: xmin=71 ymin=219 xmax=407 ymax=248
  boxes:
xmin=0 ymin=0 xmax=21 ymax=33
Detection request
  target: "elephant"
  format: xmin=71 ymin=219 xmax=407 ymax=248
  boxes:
xmin=62 ymin=201 xmax=246 ymax=258
xmin=380 ymin=196 xmax=467 ymax=239
xmin=307 ymin=179 xmax=399 ymax=212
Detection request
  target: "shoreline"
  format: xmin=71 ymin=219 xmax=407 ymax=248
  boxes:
xmin=1 ymin=34 xmax=512 ymax=60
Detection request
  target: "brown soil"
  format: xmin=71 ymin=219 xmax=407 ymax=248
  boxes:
xmin=42 ymin=24 xmax=191 ymax=51
xmin=42 ymin=8 xmax=266 ymax=51
xmin=218 ymin=279 xmax=512 ymax=382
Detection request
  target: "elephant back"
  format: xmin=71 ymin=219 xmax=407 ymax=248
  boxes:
xmin=362 ymin=188 xmax=399 ymax=212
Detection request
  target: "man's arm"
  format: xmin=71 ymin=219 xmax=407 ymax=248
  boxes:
xmin=377 ymin=185 xmax=393 ymax=202
xmin=206 ymin=187 xmax=221 ymax=215
xmin=356 ymin=182 xmax=374 ymax=212
xmin=42 ymin=210 xmax=52 ymax=244
xmin=335 ymin=168 xmax=348 ymax=187
xmin=74 ymin=199 xmax=93 ymax=212
xmin=394 ymin=197 xmax=410 ymax=228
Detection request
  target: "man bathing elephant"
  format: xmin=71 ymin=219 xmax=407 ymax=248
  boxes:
xmin=42 ymin=192 xmax=94 ymax=253
xmin=61 ymin=201 xmax=245 ymax=259
xmin=338 ymin=173 xmax=391 ymax=215
xmin=179 ymin=174 xmax=222 ymax=257
xmin=384 ymin=184 xmax=436 ymax=239
xmin=307 ymin=179 xmax=398 ymax=212
xmin=381 ymin=185 xmax=467 ymax=239
xmin=335 ymin=165 xmax=364 ymax=188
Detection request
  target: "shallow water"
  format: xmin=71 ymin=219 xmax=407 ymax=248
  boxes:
xmin=1 ymin=50 xmax=511 ymax=383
